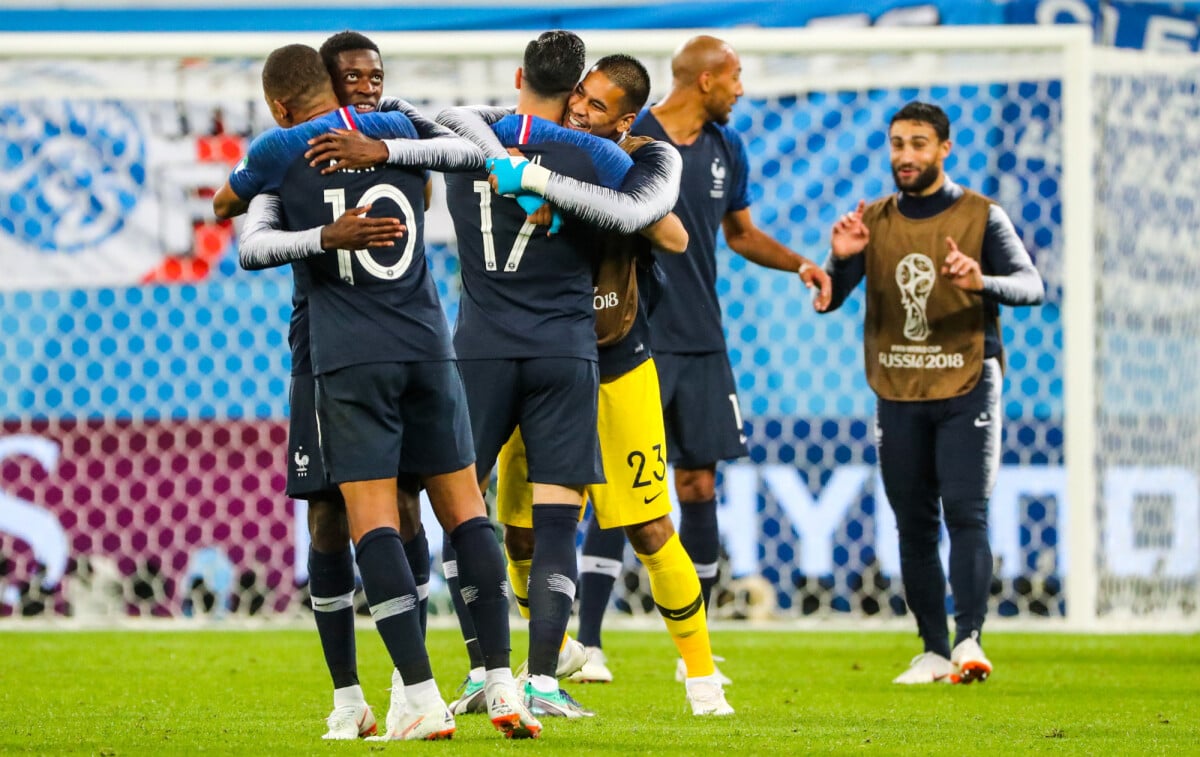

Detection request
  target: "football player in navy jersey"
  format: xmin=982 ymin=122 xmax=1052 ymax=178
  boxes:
xmin=623 ymin=36 xmax=833 ymax=682
xmin=447 ymin=54 xmax=734 ymax=717
xmin=435 ymin=30 xmax=637 ymax=719
xmin=212 ymin=43 xmax=539 ymax=741
xmin=226 ymin=31 xmax=502 ymax=742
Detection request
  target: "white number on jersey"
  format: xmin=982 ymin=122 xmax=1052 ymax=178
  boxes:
xmin=473 ymin=180 xmax=538 ymax=273
xmin=323 ymin=185 xmax=417 ymax=285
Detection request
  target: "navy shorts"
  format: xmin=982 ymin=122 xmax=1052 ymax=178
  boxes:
xmin=655 ymin=351 xmax=749 ymax=469
xmin=458 ymin=357 xmax=604 ymax=487
xmin=316 ymin=360 xmax=475 ymax=484
xmin=875 ymin=356 xmax=1003 ymax=505
xmin=287 ymin=373 xmax=338 ymax=500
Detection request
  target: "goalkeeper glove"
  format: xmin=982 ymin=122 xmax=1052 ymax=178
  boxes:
xmin=514 ymin=192 xmax=563 ymax=235
xmin=486 ymin=156 xmax=552 ymax=196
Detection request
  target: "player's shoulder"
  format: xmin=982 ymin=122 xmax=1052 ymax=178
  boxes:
xmin=704 ymin=120 xmax=747 ymax=154
xmin=631 ymin=107 xmax=663 ymax=138
xmin=245 ymin=123 xmax=298 ymax=156
xmin=620 ymin=134 xmax=657 ymax=156
xmin=355 ymin=109 xmax=419 ymax=139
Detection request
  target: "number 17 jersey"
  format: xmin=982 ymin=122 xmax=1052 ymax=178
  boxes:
xmin=446 ymin=114 xmax=632 ymax=361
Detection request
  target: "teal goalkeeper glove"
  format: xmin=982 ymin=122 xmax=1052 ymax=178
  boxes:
xmin=514 ymin=192 xmax=544 ymax=217
xmin=487 ymin=156 xmax=528 ymax=195
xmin=486 ymin=156 xmax=553 ymax=197
xmin=514 ymin=192 xmax=563 ymax=235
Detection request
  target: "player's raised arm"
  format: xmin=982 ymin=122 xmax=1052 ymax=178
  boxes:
xmin=820 ymin=199 xmax=869 ymax=313
xmin=436 ymin=104 xmax=515 ymax=160
xmin=489 ymin=139 xmax=682 ymax=238
xmin=305 ymin=109 xmax=484 ymax=174
xmin=213 ymin=127 xmax=291 ymax=219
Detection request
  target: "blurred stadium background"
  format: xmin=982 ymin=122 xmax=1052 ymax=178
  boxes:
xmin=1 ymin=0 xmax=1198 ymax=631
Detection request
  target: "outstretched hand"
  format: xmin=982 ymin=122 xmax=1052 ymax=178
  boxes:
xmin=798 ymin=261 xmax=833 ymax=312
xmin=319 ymin=204 xmax=404 ymax=250
xmin=831 ymin=200 xmax=869 ymax=258
xmin=940 ymin=237 xmax=983 ymax=292
xmin=306 ymin=129 xmax=389 ymax=174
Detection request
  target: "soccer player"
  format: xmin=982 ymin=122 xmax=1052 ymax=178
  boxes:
xmin=231 ymin=31 xmax=490 ymax=741
xmin=437 ymin=30 xmax=634 ymax=719
xmin=479 ymin=54 xmax=735 ymax=716
xmin=212 ymin=43 xmax=539 ymax=740
xmin=819 ymin=101 xmax=1044 ymax=684
xmin=616 ymin=34 xmax=832 ymax=682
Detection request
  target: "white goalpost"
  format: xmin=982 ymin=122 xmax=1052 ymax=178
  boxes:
xmin=1 ymin=26 xmax=1197 ymax=631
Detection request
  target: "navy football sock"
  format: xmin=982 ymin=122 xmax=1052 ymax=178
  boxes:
xmin=577 ymin=517 xmax=625 ymax=648
xmin=442 ymin=533 xmax=485 ymax=670
xmin=527 ymin=504 xmax=582 ymax=678
xmin=355 ymin=527 xmax=433 ymax=685
xmin=449 ymin=517 xmax=511 ymax=670
xmin=404 ymin=526 xmax=431 ymax=638
xmin=678 ymin=498 xmax=720 ymax=610
xmin=308 ymin=545 xmax=358 ymax=689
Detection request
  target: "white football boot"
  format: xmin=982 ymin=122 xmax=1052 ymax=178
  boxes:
xmin=568 ymin=645 xmax=614 ymax=684
xmin=685 ymin=677 xmax=734 ymax=716
xmin=951 ymin=635 xmax=993 ymax=684
xmin=321 ymin=702 xmax=377 ymax=740
xmin=892 ymin=652 xmax=956 ymax=685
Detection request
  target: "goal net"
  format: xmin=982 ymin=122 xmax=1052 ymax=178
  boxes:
xmin=0 ymin=27 xmax=1196 ymax=629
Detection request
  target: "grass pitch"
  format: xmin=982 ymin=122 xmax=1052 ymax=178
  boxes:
xmin=1 ymin=626 xmax=1197 ymax=754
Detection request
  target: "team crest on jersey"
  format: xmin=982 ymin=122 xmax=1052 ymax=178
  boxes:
xmin=710 ymin=157 xmax=726 ymax=198
xmin=293 ymin=449 xmax=309 ymax=477
xmin=895 ymin=252 xmax=935 ymax=341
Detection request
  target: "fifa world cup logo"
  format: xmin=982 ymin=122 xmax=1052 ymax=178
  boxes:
xmin=895 ymin=253 xmax=935 ymax=341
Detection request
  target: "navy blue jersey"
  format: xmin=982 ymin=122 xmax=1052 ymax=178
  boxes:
xmin=632 ymin=110 xmax=751 ymax=353
xmin=446 ymin=114 xmax=633 ymax=360
xmin=229 ymin=107 xmax=454 ymax=373
xmin=290 ymin=262 xmax=313 ymax=375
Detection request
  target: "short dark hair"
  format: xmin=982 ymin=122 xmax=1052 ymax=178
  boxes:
xmin=262 ymin=44 xmax=329 ymax=106
xmin=890 ymin=101 xmax=951 ymax=141
xmin=319 ymin=30 xmax=380 ymax=77
xmin=592 ymin=54 xmax=651 ymax=114
xmin=523 ymin=30 xmax=586 ymax=98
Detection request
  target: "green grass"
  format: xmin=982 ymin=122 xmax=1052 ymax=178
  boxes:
xmin=1 ymin=627 xmax=1197 ymax=754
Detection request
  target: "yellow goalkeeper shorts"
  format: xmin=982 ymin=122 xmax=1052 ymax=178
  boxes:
xmin=497 ymin=357 xmax=672 ymax=530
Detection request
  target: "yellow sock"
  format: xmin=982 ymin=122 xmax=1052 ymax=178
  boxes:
xmin=636 ymin=533 xmax=714 ymax=678
xmin=505 ymin=549 xmax=532 ymax=621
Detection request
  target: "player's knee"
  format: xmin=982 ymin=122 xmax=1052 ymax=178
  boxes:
xmin=625 ymin=516 xmax=674 ymax=555
xmin=307 ymin=496 xmax=350 ymax=552
xmin=674 ymin=467 xmax=716 ymax=501
xmin=504 ymin=525 xmax=535 ymax=561
xmin=396 ymin=480 xmax=422 ymax=541
xmin=942 ymin=497 xmax=989 ymax=532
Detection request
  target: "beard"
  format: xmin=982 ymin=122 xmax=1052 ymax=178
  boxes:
xmin=892 ymin=162 xmax=941 ymax=194
xmin=707 ymin=101 xmax=732 ymax=125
